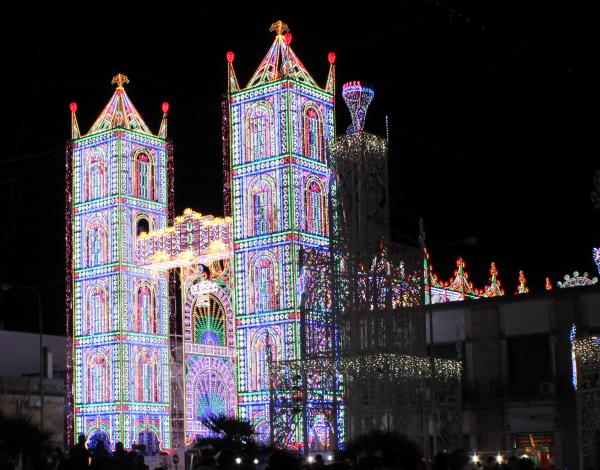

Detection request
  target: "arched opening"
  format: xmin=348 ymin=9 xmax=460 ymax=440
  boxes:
xmin=136 ymin=429 xmax=159 ymax=456
xmin=136 ymin=217 xmax=150 ymax=236
xmin=88 ymin=430 xmax=110 ymax=451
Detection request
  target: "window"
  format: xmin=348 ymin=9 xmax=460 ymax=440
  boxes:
xmin=88 ymin=286 xmax=107 ymax=335
xmin=305 ymin=180 xmax=325 ymax=234
xmin=87 ymin=159 xmax=106 ymax=200
xmin=249 ymin=330 xmax=279 ymax=391
xmin=87 ymin=354 xmax=108 ymax=403
xmin=507 ymin=335 xmax=552 ymax=396
xmin=254 ymin=258 xmax=274 ymax=312
xmin=134 ymin=153 xmax=155 ymax=200
xmin=137 ymin=351 xmax=158 ymax=402
xmin=254 ymin=190 xmax=270 ymax=235
xmin=135 ymin=283 xmax=157 ymax=334
xmin=304 ymin=108 xmax=323 ymax=160
xmin=246 ymin=104 xmax=273 ymax=162
xmin=87 ymin=221 xmax=107 ymax=267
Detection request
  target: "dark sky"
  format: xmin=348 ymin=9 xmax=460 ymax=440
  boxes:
xmin=1 ymin=2 xmax=599 ymax=335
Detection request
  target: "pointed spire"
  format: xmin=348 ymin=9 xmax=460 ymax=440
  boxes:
xmin=226 ymin=51 xmax=240 ymax=93
xmin=516 ymin=270 xmax=529 ymax=294
xmin=482 ymin=262 xmax=505 ymax=297
xmin=86 ymin=74 xmax=153 ymax=136
xmin=326 ymin=52 xmax=336 ymax=94
xmin=545 ymin=277 xmax=553 ymax=290
xmin=245 ymin=21 xmax=320 ymax=89
xmin=69 ymin=102 xmax=80 ymax=139
xmin=158 ymin=102 xmax=169 ymax=138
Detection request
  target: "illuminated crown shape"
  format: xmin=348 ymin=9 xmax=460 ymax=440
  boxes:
xmin=342 ymin=81 xmax=375 ymax=134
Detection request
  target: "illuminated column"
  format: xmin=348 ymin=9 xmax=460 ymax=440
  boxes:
xmin=226 ymin=21 xmax=336 ymax=446
xmin=67 ymin=74 xmax=172 ymax=450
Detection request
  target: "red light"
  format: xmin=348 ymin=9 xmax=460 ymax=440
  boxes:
xmin=328 ymin=52 xmax=336 ymax=64
xmin=69 ymin=102 xmax=77 ymax=113
xmin=162 ymin=102 xmax=169 ymax=114
xmin=226 ymin=51 xmax=235 ymax=64
xmin=284 ymin=33 xmax=292 ymax=45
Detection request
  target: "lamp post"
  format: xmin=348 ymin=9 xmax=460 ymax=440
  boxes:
xmin=1 ymin=283 xmax=44 ymax=431
xmin=418 ymin=218 xmax=477 ymax=458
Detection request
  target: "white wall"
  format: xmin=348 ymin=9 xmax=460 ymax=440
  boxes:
xmin=0 ymin=330 xmax=66 ymax=376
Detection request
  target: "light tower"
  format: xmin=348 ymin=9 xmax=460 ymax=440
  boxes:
xmin=225 ymin=21 xmax=336 ymax=448
xmin=66 ymin=75 xmax=172 ymax=451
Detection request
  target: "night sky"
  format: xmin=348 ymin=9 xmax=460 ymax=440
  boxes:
xmin=1 ymin=3 xmax=599 ymax=335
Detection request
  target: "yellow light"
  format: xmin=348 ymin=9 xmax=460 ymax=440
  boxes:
xmin=253 ymin=459 xmax=259 ymax=464
xmin=307 ymin=456 xmax=314 ymax=463
xmin=496 ymin=455 xmax=503 ymax=464
xmin=235 ymin=457 xmax=242 ymax=465
xmin=471 ymin=455 xmax=479 ymax=463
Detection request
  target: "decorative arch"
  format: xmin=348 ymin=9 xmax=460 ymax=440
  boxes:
xmin=184 ymin=281 xmax=235 ymax=348
xmin=86 ymin=350 xmax=110 ymax=403
xmin=85 ymin=155 xmax=108 ymax=200
xmin=248 ymin=175 xmax=277 ymax=236
xmin=87 ymin=429 xmax=111 ymax=450
xmin=86 ymin=284 xmax=109 ymax=335
xmin=132 ymin=150 xmax=156 ymax=200
xmin=249 ymin=252 xmax=279 ymax=313
xmin=185 ymin=356 xmax=236 ymax=437
xmin=192 ymin=293 xmax=227 ymax=346
xmin=302 ymin=104 xmax=324 ymax=161
xmin=248 ymin=327 xmax=283 ymax=391
xmin=304 ymin=177 xmax=327 ymax=235
xmin=253 ymin=416 xmax=270 ymax=444
xmin=133 ymin=281 xmax=158 ymax=334
xmin=86 ymin=217 xmax=108 ymax=267
xmin=135 ymin=349 xmax=159 ymax=402
xmin=245 ymin=101 xmax=275 ymax=162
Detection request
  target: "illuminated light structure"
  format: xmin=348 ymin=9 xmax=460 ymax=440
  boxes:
xmin=429 ymin=257 xmax=480 ymax=304
xmin=515 ymin=270 xmax=529 ymax=294
xmin=137 ymin=210 xmax=236 ymax=442
xmin=572 ymin=335 xmax=600 ymax=464
xmin=557 ymin=271 xmax=598 ymax=288
xmin=225 ymin=20 xmax=336 ymax=446
xmin=479 ymin=262 xmax=505 ymax=298
xmin=66 ymin=74 xmax=172 ymax=451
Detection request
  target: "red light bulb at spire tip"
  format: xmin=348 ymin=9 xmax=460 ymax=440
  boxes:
xmin=162 ymin=102 xmax=169 ymax=114
xmin=328 ymin=52 xmax=336 ymax=64
xmin=69 ymin=102 xmax=77 ymax=113
xmin=226 ymin=51 xmax=235 ymax=64
xmin=284 ymin=33 xmax=292 ymax=45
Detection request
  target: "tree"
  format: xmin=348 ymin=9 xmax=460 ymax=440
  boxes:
xmin=0 ymin=413 xmax=52 ymax=469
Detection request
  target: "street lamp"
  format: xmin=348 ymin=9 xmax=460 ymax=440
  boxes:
xmin=418 ymin=218 xmax=477 ymax=458
xmin=1 ymin=283 xmax=44 ymax=431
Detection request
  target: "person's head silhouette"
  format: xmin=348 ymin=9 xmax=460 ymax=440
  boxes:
xmin=77 ymin=434 xmax=86 ymax=445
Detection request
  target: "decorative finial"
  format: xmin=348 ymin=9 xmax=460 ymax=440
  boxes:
xmin=270 ymin=20 xmax=289 ymax=36
xmin=516 ymin=270 xmax=529 ymax=294
xmin=111 ymin=73 xmax=130 ymax=89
